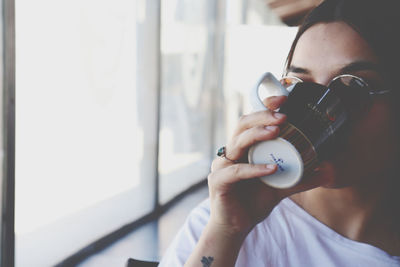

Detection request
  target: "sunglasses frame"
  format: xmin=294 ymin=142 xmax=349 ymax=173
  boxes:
xmin=280 ymin=74 xmax=391 ymax=96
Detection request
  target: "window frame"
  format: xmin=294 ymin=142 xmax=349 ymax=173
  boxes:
xmin=1 ymin=0 xmax=16 ymax=266
xmin=5 ymin=0 xmax=230 ymax=265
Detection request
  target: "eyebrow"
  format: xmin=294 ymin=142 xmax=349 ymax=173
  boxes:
xmin=286 ymin=65 xmax=309 ymax=74
xmin=340 ymin=61 xmax=381 ymax=74
xmin=287 ymin=61 xmax=382 ymax=75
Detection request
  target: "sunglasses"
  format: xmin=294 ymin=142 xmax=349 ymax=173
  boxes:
xmin=280 ymin=74 xmax=390 ymax=96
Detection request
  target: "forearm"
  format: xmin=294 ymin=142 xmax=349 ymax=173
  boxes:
xmin=184 ymin=223 xmax=247 ymax=267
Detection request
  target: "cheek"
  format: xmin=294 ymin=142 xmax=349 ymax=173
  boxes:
xmin=322 ymin=101 xmax=397 ymax=187
xmin=357 ymin=104 xmax=397 ymax=151
xmin=352 ymin=102 xmax=397 ymax=168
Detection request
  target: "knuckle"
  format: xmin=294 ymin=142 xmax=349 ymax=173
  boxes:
xmin=238 ymin=114 xmax=248 ymax=124
xmin=255 ymin=124 xmax=265 ymax=130
xmin=254 ymin=125 xmax=267 ymax=133
xmin=236 ymin=127 xmax=265 ymax=149
xmin=263 ymin=109 xmax=274 ymax=117
xmin=264 ymin=125 xmax=279 ymax=135
xmin=226 ymin=140 xmax=236 ymax=152
xmin=234 ymin=135 xmax=245 ymax=150
xmin=241 ymin=129 xmax=258 ymax=145
xmin=207 ymin=172 xmax=216 ymax=184
xmin=226 ymin=141 xmax=241 ymax=160
xmin=258 ymin=110 xmax=275 ymax=123
xmin=228 ymin=164 xmax=241 ymax=176
xmin=211 ymin=159 xmax=218 ymax=171
xmin=211 ymin=157 xmax=230 ymax=171
xmin=250 ymin=125 xmax=270 ymax=140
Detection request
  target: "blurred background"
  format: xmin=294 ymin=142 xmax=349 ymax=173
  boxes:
xmin=0 ymin=0 xmax=321 ymax=266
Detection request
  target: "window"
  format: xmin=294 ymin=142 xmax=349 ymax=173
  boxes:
xmin=12 ymin=0 xmax=297 ymax=265
xmin=15 ymin=0 xmax=157 ymax=265
xmin=158 ymin=0 xmax=217 ymax=204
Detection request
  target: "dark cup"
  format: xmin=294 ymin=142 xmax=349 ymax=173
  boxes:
xmin=248 ymin=72 xmax=369 ymax=188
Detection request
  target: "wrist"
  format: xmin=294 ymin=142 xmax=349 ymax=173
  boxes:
xmin=206 ymin=219 xmax=250 ymax=244
xmin=184 ymin=222 xmax=247 ymax=267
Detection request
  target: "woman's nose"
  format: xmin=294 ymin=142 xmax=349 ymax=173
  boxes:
xmin=312 ymin=72 xmax=339 ymax=87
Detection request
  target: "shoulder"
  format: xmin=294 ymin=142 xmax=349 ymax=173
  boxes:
xmin=159 ymin=197 xmax=303 ymax=266
xmin=159 ymin=199 xmax=210 ymax=266
xmin=188 ymin=198 xmax=210 ymax=225
xmin=182 ymin=198 xmax=211 ymax=242
xmin=174 ymin=198 xmax=211 ymax=243
xmin=246 ymin=197 xmax=301 ymax=243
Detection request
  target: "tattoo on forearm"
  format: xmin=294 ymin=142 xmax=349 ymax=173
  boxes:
xmin=201 ymin=256 xmax=214 ymax=267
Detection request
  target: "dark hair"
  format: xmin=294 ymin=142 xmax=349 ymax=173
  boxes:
xmin=286 ymin=0 xmax=400 ymax=85
xmin=286 ymin=0 xmax=400 ymax=230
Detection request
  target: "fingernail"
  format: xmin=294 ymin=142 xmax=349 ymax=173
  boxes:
xmin=266 ymin=164 xmax=277 ymax=170
xmin=273 ymin=112 xmax=286 ymax=119
xmin=265 ymin=125 xmax=277 ymax=132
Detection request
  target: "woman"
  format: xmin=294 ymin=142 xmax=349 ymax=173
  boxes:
xmin=160 ymin=0 xmax=400 ymax=266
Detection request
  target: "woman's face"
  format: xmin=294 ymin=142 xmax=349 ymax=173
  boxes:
xmin=288 ymin=22 xmax=397 ymax=188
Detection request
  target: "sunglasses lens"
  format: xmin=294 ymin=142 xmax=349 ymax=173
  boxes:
xmin=280 ymin=76 xmax=302 ymax=92
xmin=282 ymin=74 xmax=373 ymax=101
xmin=328 ymin=75 xmax=371 ymax=113
xmin=336 ymin=75 xmax=368 ymax=88
xmin=329 ymin=75 xmax=369 ymax=93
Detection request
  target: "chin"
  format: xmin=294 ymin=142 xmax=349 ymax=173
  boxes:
xmin=316 ymin=157 xmax=389 ymax=190
xmin=313 ymin=160 xmax=356 ymax=189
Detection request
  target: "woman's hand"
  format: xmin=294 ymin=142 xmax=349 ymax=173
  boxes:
xmin=184 ymin=96 xmax=328 ymax=267
xmin=208 ymin=96 xmax=327 ymax=237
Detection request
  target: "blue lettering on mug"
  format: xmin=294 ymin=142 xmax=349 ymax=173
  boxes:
xmin=270 ymin=153 xmax=285 ymax=171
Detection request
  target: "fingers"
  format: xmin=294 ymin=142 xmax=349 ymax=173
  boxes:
xmin=233 ymin=110 xmax=286 ymax=137
xmin=263 ymin=95 xmax=287 ymax=110
xmin=216 ymin=100 xmax=286 ymax=165
xmin=212 ymin=125 xmax=280 ymax=171
xmin=208 ymin=163 xmax=278 ymax=190
xmin=226 ymin=125 xmax=280 ymax=161
xmin=210 ymin=95 xmax=288 ymax=180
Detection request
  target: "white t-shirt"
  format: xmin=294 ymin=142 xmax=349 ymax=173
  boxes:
xmin=159 ymin=198 xmax=400 ymax=266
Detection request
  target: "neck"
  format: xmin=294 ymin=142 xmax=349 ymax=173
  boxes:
xmin=291 ymin=179 xmax=400 ymax=255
